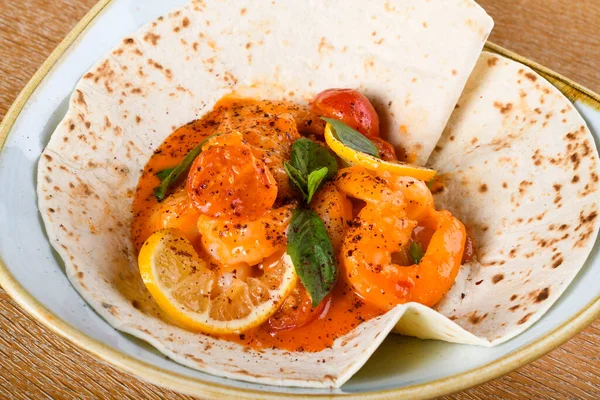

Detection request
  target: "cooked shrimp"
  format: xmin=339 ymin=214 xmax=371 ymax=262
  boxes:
xmin=217 ymin=96 xmax=325 ymax=138
xmin=341 ymin=204 xmax=416 ymax=309
xmin=384 ymin=173 xmax=434 ymax=220
xmin=197 ymin=204 xmax=295 ymax=267
xmin=219 ymin=100 xmax=303 ymax=199
xmin=334 ymin=166 xmax=404 ymax=209
xmin=310 ymin=182 xmax=353 ymax=252
xmin=221 ymin=114 xmax=297 ymax=199
xmin=187 ymin=111 xmax=301 ymax=265
xmin=187 ymin=131 xmax=278 ymax=219
xmin=336 ymin=167 xmax=466 ymax=310
xmin=145 ymin=189 xmax=200 ymax=245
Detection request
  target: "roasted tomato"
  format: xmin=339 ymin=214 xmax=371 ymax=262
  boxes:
xmin=310 ymin=88 xmax=380 ymax=138
xmin=267 ymin=282 xmax=330 ymax=331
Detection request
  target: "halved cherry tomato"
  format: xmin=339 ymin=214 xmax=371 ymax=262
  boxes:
xmin=267 ymin=282 xmax=331 ymax=331
xmin=310 ymin=89 xmax=380 ymax=138
xmin=186 ymin=134 xmax=277 ymax=219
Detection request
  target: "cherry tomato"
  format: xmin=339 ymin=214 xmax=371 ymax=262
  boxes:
xmin=370 ymin=136 xmax=398 ymax=161
xmin=186 ymin=136 xmax=277 ymax=219
xmin=310 ymin=89 xmax=380 ymax=138
xmin=267 ymin=283 xmax=330 ymax=331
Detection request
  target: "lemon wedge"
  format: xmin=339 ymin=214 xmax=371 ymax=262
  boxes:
xmin=138 ymin=229 xmax=297 ymax=334
xmin=324 ymin=123 xmax=437 ymax=181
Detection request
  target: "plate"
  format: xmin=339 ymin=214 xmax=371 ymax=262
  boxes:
xmin=1 ymin=0 xmax=599 ymax=398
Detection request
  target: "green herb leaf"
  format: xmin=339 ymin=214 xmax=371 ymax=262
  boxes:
xmin=287 ymin=209 xmax=337 ymax=306
xmin=285 ymin=140 xmax=339 ymax=304
xmin=306 ymin=167 xmax=329 ymax=203
xmin=294 ymin=138 xmax=338 ymax=178
xmin=285 ymin=138 xmax=338 ymax=203
xmin=153 ymin=134 xmax=218 ymax=201
xmin=283 ymin=162 xmax=308 ymax=199
xmin=289 ymin=141 xmax=309 ymax=176
xmin=322 ymin=117 xmax=380 ymax=158
xmin=409 ymin=242 xmax=425 ymax=264
xmin=155 ymin=168 xmax=175 ymax=182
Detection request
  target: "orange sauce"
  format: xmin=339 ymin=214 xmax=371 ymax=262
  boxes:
xmin=218 ymin=280 xmax=382 ymax=352
xmin=131 ymin=97 xmax=385 ymax=352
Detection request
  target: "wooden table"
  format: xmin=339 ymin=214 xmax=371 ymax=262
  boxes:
xmin=1 ymin=1 xmax=599 ymax=398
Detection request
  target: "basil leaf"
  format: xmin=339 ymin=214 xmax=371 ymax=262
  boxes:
xmin=292 ymin=138 xmax=338 ymax=178
xmin=322 ymin=117 xmax=380 ymax=158
xmin=153 ymin=134 xmax=218 ymax=201
xmin=285 ymin=138 xmax=338 ymax=203
xmin=409 ymin=242 xmax=425 ymax=264
xmin=306 ymin=167 xmax=328 ymax=203
xmin=284 ymin=162 xmax=308 ymax=199
xmin=287 ymin=209 xmax=337 ymax=306
xmin=289 ymin=141 xmax=309 ymax=176
xmin=155 ymin=168 xmax=175 ymax=182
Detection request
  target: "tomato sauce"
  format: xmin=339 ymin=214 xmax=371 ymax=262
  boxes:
xmin=131 ymin=97 xmax=385 ymax=352
xmin=219 ymin=280 xmax=382 ymax=352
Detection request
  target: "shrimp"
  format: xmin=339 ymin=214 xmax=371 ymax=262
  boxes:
xmin=187 ymin=111 xmax=299 ymax=265
xmin=334 ymin=166 xmax=404 ymax=209
xmin=144 ymin=189 xmax=200 ymax=246
xmin=384 ymin=173 xmax=434 ymax=220
xmin=197 ymin=203 xmax=295 ymax=295
xmin=216 ymin=96 xmax=325 ymax=138
xmin=336 ymin=166 xmax=466 ymax=310
xmin=187 ymin=131 xmax=278 ymax=219
xmin=219 ymin=100 xmax=303 ymax=199
xmin=197 ymin=203 xmax=295 ymax=267
xmin=309 ymin=182 xmax=353 ymax=252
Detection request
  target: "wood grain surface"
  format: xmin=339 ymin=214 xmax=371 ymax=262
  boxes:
xmin=1 ymin=0 xmax=599 ymax=398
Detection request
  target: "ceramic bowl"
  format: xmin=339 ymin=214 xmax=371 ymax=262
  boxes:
xmin=1 ymin=1 xmax=599 ymax=398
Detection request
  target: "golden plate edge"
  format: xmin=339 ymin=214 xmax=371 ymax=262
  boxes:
xmin=484 ymin=42 xmax=600 ymax=109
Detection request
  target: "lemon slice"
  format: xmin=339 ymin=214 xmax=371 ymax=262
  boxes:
xmin=139 ymin=229 xmax=297 ymax=334
xmin=324 ymin=123 xmax=437 ymax=181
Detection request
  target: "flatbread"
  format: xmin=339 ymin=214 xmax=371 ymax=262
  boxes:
xmin=37 ymin=0 xmax=599 ymax=389
xmin=425 ymin=52 xmax=600 ymax=343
